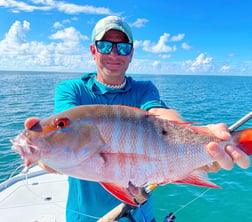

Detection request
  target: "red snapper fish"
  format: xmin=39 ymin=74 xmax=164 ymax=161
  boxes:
xmin=11 ymin=105 xmax=252 ymax=206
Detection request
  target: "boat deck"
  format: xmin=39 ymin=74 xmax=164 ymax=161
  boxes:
xmin=0 ymin=166 xmax=68 ymax=222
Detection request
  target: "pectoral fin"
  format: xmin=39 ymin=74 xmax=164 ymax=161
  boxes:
xmin=100 ymin=182 xmax=138 ymax=206
xmin=173 ymin=170 xmax=221 ymax=188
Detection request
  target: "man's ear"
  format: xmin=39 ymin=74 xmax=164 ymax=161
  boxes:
xmin=90 ymin=44 xmax=96 ymax=57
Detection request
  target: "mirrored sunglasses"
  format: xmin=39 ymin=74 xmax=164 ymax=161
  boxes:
xmin=95 ymin=40 xmax=133 ymax=56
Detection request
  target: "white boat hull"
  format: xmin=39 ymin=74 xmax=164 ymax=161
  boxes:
xmin=0 ymin=165 xmax=68 ymax=222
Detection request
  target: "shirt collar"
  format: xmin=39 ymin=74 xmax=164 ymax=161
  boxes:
xmin=81 ymin=72 xmax=132 ymax=95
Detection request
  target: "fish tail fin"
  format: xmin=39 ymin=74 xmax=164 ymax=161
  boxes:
xmin=233 ymin=128 xmax=252 ymax=155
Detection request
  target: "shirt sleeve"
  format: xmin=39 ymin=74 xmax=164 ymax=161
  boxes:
xmin=54 ymin=80 xmax=81 ymax=113
xmin=139 ymin=81 xmax=169 ymax=111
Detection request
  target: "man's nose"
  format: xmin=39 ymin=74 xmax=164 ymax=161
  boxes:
xmin=109 ymin=45 xmax=119 ymax=56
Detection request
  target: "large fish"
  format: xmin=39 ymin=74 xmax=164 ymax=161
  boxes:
xmin=11 ymin=105 xmax=252 ymax=206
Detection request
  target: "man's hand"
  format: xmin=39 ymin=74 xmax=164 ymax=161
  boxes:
xmin=205 ymin=123 xmax=250 ymax=171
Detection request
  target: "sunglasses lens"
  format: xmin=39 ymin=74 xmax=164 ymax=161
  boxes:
xmin=95 ymin=41 xmax=113 ymax=54
xmin=116 ymin=43 xmax=132 ymax=56
xmin=96 ymin=41 xmax=132 ymax=56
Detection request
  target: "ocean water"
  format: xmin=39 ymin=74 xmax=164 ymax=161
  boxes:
xmin=0 ymin=71 xmax=252 ymax=221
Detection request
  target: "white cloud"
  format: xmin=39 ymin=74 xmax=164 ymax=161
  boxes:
xmin=56 ymin=2 xmax=112 ymax=14
xmin=49 ymin=27 xmax=89 ymax=54
xmin=0 ymin=0 xmax=52 ymax=12
xmin=220 ymin=65 xmax=231 ymax=72
xmin=130 ymin=18 xmax=149 ymax=28
xmin=53 ymin=21 xmax=64 ymax=29
xmin=185 ymin=53 xmax=214 ymax=72
xmin=136 ymin=33 xmax=177 ymax=53
xmin=152 ymin=60 xmax=160 ymax=67
xmin=129 ymin=58 xmax=185 ymax=75
xmin=50 ymin=27 xmax=88 ymax=42
xmin=8 ymin=20 xmax=30 ymax=41
xmin=181 ymin=42 xmax=191 ymax=50
xmin=1 ymin=20 xmax=248 ymax=75
xmin=134 ymin=33 xmax=186 ymax=54
xmin=62 ymin=19 xmax=71 ymax=24
xmin=53 ymin=18 xmax=78 ymax=29
xmin=133 ymin=40 xmax=143 ymax=48
xmin=71 ymin=17 xmax=78 ymax=21
xmin=158 ymin=54 xmax=171 ymax=59
xmin=0 ymin=0 xmax=112 ymax=14
xmin=0 ymin=20 xmax=92 ymax=71
xmin=0 ymin=20 xmax=30 ymax=55
xmin=169 ymin=34 xmax=185 ymax=42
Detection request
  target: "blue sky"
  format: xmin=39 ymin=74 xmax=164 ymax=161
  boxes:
xmin=0 ymin=0 xmax=251 ymax=75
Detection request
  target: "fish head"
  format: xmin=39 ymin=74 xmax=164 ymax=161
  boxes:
xmin=11 ymin=111 xmax=106 ymax=168
xmin=11 ymin=128 xmax=42 ymax=167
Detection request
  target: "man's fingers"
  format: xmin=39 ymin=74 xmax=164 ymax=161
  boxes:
xmin=206 ymin=142 xmax=251 ymax=170
xmin=207 ymin=123 xmax=231 ymax=140
xmin=206 ymin=142 xmax=233 ymax=170
xmin=225 ymin=145 xmax=251 ymax=169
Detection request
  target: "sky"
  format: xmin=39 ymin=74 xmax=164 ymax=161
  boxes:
xmin=0 ymin=0 xmax=252 ymax=75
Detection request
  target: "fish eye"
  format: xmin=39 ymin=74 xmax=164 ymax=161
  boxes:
xmin=54 ymin=118 xmax=69 ymax=129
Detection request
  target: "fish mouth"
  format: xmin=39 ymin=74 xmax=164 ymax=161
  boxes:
xmin=11 ymin=132 xmax=41 ymax=166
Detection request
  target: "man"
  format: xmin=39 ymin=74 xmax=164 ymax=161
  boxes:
xmin=29 ymin=16 xmax=250 ymax=221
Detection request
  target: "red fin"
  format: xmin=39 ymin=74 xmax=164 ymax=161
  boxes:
xmin=233 ymin=128 xmax=252 ymax=155
xmin=173 ymin=171 xmax=221 ymax=189
xmin=100 ymin=182 xmax=138 ymax=206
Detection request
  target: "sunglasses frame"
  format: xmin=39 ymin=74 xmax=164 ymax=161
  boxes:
xmin=95 ymin=40 xmax=133 ymax=56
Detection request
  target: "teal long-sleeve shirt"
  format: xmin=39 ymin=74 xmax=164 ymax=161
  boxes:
xmin=54 ymin=72 xmax=168 ymax=222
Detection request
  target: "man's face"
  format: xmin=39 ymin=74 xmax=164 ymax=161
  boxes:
xmin=90 ymin=29 xmax=134 ymax=80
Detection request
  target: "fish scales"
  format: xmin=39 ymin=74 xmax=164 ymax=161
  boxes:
xmin=90 ymin=107 xmax=214 ymax=184
xmin=11 ymin=105 xmax=252 ymax=205
xmin=97 ymin=108 xmax=183 ymax=185
xmin=98 ymin=106 xmax=162 ymax=183
xmin=92 ymin=106 xmax=170 ymax=184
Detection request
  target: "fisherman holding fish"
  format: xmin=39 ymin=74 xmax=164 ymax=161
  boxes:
xmin=20 ymin=16 xmax=250 ymax=221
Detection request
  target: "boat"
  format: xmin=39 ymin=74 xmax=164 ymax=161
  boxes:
xmin=0 ymin=166 xmax=142 ymax=222
xmin=0 ymin=165 xmax=68 ymax=222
